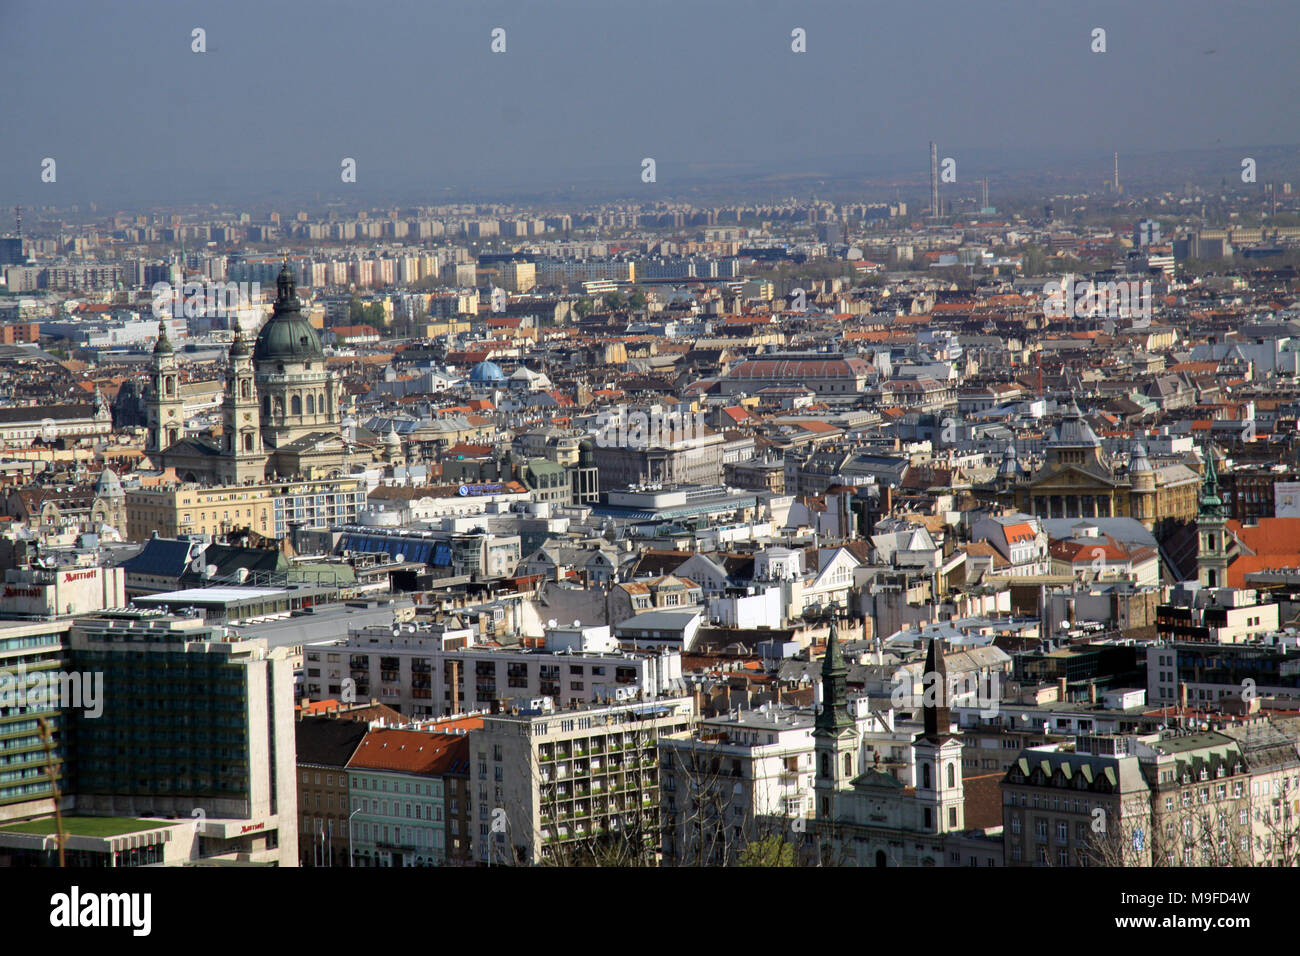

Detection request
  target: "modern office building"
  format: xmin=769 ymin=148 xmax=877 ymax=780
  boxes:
xmin=0 ymin=620 xmax=73 ymax=824
xmin=59 ymin=610 xmax=299 ymax=865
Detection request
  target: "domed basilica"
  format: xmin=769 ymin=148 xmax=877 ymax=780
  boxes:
xmin=147 ymin=264 xmax=352 ymax=484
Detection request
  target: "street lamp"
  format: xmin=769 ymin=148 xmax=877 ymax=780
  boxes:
xmin=348 ymin=806 xmax=361 ymax=868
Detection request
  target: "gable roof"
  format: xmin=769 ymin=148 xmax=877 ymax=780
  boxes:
xmin=346 ymin=729 xmax=466 ymax=775
xmin=296 ymin=716 xmax=370 ymax=768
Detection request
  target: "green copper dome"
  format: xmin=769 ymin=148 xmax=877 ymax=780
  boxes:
xmin=253 ymin=264 xmax=324 ymax=363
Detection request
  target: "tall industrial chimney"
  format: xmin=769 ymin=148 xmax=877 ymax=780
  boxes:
xmin=930 ymin=141 xmax=940 ymax=220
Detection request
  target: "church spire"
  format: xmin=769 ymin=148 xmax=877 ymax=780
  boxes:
xmin=1199 ymin=440 xmax=1223 ymax=517
xmin=922 ymin=638 xmax=953 ymax=742
xmin=814 ymin=617 xmax=853 ymax=735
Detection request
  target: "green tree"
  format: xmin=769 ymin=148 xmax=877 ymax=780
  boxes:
xmin=348 ymin=295 xmax=387 ymax=330
xmin=738 ymin=834 xmax=797 ymax=867
xmin=602 ymin=291 xmax=628 ymax=311
xmin=627 ymin=287 xmax=647 ymax=310
xmin=1020 ymin=244 xmax=1047 ymax=276
xmin=573 ymin=297 xmax=594 ymax=319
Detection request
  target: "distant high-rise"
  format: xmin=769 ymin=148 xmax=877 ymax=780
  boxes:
xmin=1114 ymin=152 xmax=1121 ymax=195
xmin=1134 ymin=219 xmax=1161 ymax=247
xmin=0 ymin=237 xmax=22 ymax=266
xmin=929 ymin=141 xmax=940 ymax=220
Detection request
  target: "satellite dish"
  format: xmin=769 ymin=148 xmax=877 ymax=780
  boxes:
xmin=236 ymin=567 xmax=249 ymax=583
xmin=203 ymin=564 xmax=217 ymax=578
xmin=547 ymin=619 xmax=558 ymax=628
xmin=394 ymin=553 xmax=405 ymax=563
xmin=572 ymin=620 xmax=581 ymax=627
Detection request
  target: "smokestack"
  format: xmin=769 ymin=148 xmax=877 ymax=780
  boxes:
xmin=1113 ymin=151 xmax=1120 ymax=194
xmin=930 ymin=141 xmax=940 ymax=220
xmin=1057 ymin=677 xmax=1068 ymax=702
xmin=1088 ymin=683 xmax=1097 ymax=705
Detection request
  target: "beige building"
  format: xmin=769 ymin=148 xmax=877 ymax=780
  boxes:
xmin=500 ymin=260 xmax=536 ymax=293
xmin=415 ymin=317 xmax=473 ymax=339
xmin=124 ymin=474 xmax=365 ymax=539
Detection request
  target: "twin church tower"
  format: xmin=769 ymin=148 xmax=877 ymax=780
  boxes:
xmin=145 ymin=264 xmax=349 ymax=484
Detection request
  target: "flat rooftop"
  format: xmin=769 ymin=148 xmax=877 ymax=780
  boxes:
xmin=0 ymin=815 xmax=169 ymax=838
xmin=138 ymin=586 xmax=287 ymax=603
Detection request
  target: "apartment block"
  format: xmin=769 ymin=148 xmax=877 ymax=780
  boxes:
xmin=469 ymin=695 xmax=696 ymax=865
xmin=658 ymin=705 xmax=816 ymax=865
xmin=320 ymin=625 xmax=682 ymax=718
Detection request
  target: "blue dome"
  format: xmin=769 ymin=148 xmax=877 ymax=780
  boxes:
xmin=469 ymin=360 xmax=505 ymax=383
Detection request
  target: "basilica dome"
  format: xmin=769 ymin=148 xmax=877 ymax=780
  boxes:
xmin=253 ymin=264 xmax=325 ymax=364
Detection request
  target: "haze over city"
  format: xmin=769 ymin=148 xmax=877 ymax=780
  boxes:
xmin=4 ymin=0 xmax=1300 ymax=205
xmin=3 ymin=0 xmax=1300 ymax=937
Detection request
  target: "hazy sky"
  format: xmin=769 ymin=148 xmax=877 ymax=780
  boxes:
xmin=3 ymin=0 xmax=1299 ymax=207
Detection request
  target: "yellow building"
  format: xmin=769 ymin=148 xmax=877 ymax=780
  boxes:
xmin=415 ymin=317 xmax=473 ymax=339
xmin=125 ymin=475 xmax=365 ymax=540
xmin=1008 ymin=403 xmax=1199 ymax=531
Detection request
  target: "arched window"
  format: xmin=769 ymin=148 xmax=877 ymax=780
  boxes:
xmin=843 ymin=753 xmax=852 ymax=777
xmin=820 ymin=753 xmax=829 ymax=779
xmin=291 ymin=395 xmax=302 ymax=416
xmin=875 ymin=850 xmax=887 ymax=868
xmin=165 ymin=377 xmax=175 ymax=397
xmin=947 ymin=763 xmax=955 ymax=788
xmin=240 ymin=380 xmax=250 ymax=399
xmin=306 ymin=394 xmax=315 ymax=415
xmin=922 ymin=762 xmax=932 ymax=789
xmin=243 ymin=432 xmax=254 ymax=452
